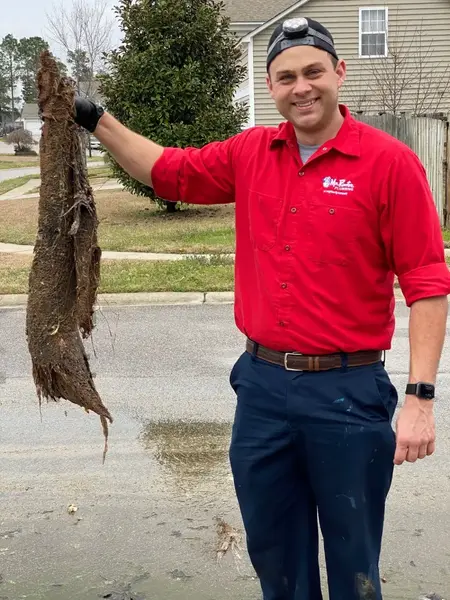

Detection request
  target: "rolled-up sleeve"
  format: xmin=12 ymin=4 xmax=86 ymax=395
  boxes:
xmin=151 ymin=134 xmax=242 ymax=205
xmin=379 ymin=146 xmax=450 ymax=306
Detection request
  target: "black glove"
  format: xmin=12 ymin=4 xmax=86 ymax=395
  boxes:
xmin=74 ymin=97 xmax=104 ymax=133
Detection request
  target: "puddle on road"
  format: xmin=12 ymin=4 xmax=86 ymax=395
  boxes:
xmin=140 ymin=420 xmax=232 ymax=484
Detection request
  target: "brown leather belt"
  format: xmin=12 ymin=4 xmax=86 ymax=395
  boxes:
xmin=246 ymin=340 xmax=383 ymax=372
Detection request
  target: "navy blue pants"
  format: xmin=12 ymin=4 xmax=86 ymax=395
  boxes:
xmin=229 ymin=349 xmax=398 ymax=600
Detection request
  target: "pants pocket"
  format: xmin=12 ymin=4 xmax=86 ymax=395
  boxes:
xmin=229 ymin=351 xmax=247 ymax=393
xmin=370 ymin=364 xmax=399 ymax=422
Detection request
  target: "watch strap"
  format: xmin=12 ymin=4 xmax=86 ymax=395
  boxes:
xmin=405 ymin=382 xmax=435 ymax=399
xmin=406 ymin=383 xmax=419 ymax=395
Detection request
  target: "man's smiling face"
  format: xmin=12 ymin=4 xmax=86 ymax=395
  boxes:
xmin=267 ymin=45 xmax=346 ymax=138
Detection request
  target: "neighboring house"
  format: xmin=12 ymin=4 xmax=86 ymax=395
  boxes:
xmin=224 ymin=0 xmax=280 ymax=126
xmin=224 ymin=0 xmax=294 ymax=36
xmin=18 ymin=103 xmax=41 ymax=141
xmin=13 ymin=81 xmax=104 ymax=146
xmin=225 ymin=0 xmax=450 ymax=128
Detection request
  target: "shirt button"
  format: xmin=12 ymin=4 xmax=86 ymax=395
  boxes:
xmin=298 ymin=171 xmax=305 ymax=176
xmin=279 ymin=321 xmax=286 ymax=327
xmin=329 ymin=208 xmax=335 ymax=215
xmin=281 ymin=283 xmax=287 ymax=289
xmin=290 ymin=207 xmax=297 ymax=213
xmin=322 ymin=147 xmax=328 ymax=151
xmin=285 ymin=245 xmax=291 ymax=251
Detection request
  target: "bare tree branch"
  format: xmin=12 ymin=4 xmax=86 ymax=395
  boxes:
xmin=45 ymin=0 xmax=113 ymax=99
xmin=411 ymin=27 xmax=450 ymax=115
xmin=366 ymin=22 xmax=416 ymax=115
xmin=346 ymin=76 xmax=370 ymax=114
xmin=358 ymin=14 xmax=450 ymax=116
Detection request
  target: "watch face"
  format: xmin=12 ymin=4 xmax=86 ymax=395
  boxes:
xmin=418 ymin=383 xmax=435 ymax=399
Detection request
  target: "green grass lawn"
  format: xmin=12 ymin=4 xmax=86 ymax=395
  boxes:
xmin=0 ymin=176 xmax=38 ymax=195
xmin=0 ymin=159 xmax=38 ymax=169
xmin=87 ymin=166 xmax=113 ymax=178
xmin=0 ymin=253 xmax=234 ymax=294
xmin=0 ymin=191 xmax=236 ymax=253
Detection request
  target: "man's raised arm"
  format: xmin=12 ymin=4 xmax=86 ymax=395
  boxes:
xmin=74 ymin=98 xmax=239 ymax=205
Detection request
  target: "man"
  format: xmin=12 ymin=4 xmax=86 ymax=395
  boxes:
xmin=74 ymin=17 xmax=450 ymax=600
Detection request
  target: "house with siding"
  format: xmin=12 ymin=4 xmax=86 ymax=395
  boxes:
xmin=17 ymin=103 xmax=41 ymax=141
xmin=224 ymin=0 xmax=450 ymax=127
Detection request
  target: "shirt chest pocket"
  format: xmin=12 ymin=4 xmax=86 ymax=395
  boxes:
xmin=307 ymin=204 xmax=364 ymax=266
xmin=248 ymin=190 xmax=284 ymax=251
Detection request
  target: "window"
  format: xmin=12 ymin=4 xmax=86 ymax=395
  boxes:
xmin=359 ymin=7 xmax=388 ymax=57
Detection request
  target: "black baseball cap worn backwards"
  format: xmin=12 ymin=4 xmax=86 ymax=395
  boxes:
xmin=267 ymin=17 xmax=338 ymax=71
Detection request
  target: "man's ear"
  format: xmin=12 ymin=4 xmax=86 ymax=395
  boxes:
xmin=336 ymin=59 xmax=347 ymax=89
xmin=266 ymin=72 xmax=275 ymax=99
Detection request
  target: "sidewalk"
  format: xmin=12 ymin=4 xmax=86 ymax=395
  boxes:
xmin=0 ymin=179 xmax=39 ymax=199
xmin=1 ymin=240 xmax=447 ymax=261
xmin=0 ymin=242 xmax=234 ymax=262
xmin=0 ymin=178 xmax=123 ymax=201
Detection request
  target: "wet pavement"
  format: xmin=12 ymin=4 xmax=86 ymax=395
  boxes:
xmin=0 ymin=302 xmax=450 ymax=600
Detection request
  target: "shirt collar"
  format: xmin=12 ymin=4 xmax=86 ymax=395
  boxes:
xmin=269 ymin=104 xmax=361 ymax=157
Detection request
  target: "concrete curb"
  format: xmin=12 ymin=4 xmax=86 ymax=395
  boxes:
xmin=0 ymin=291 xmax=236 ymax=308
xmin=0 ymin=290 xmax=405 ymax=308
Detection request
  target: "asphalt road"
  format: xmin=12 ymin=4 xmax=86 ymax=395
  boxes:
xmin=0 ymin=302 xmax=449 ymax=600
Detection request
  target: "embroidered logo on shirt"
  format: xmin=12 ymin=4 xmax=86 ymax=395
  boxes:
xmin=322 ymin=177 xmax=355 ymax=196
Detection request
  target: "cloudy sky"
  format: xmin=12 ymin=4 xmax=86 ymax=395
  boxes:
xmin=0 ymin=0 xmax=122 ymax=59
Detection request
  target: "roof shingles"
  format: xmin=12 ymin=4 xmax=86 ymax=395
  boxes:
xmin=222 ymin=0 xmax=298 ymax=23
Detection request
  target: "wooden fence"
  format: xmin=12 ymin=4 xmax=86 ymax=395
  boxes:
xmin=355 ymin=113 xmax=449 ymax=226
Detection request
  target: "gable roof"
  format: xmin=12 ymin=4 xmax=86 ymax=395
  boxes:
xmin=22 ymin=103 xmax=39 ymax=119
xmin=242 ymin=0 xmax=310 ymax=41
xmin=222 ymin=0 xmax=299 ymax=22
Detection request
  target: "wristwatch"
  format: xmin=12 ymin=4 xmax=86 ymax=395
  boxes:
xmin=405 ymin=382 xmax=435 ymax=400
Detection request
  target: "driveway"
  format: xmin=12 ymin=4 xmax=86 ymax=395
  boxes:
xmin=0 ymin=141 xmax=16 ymax=154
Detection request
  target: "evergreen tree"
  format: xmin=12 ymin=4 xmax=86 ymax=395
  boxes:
xmin=99 ymin=0 xmax=248 ymax=210
xmin=0 ymin=53 xmax=10 ymax=123
xmin=0 ymin=35 xmax=21 ymax=121
xmin=67 ymin=48 xmax=93 ymax=91
xmin=18 ymin=36 xmax=50 ymax=103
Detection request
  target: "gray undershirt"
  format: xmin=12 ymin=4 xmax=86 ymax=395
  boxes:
xmin=299 ymin=143 xmax=321 ymax=164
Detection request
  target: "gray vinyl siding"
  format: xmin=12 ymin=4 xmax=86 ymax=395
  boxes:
xmin=230 ymin=22 xmax=263 ymax=39
xmin=252 ymin=0 xmax=450 ymax=126
xmin=238 ymin=43 xmax=249 ymax=91
xmin=234 ymin=42 xmax=251 ymax=128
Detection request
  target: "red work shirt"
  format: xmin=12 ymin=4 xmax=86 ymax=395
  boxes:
xmin=152 ymin=105 xmax=450 ymax=354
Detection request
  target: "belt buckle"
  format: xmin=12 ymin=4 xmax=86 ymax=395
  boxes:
xmin=284 ymin=352 xmax=303 ymax=371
